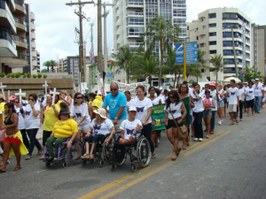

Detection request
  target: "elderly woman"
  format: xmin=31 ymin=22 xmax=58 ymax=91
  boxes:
xmin=46 ymin=109 xmax=78 ymax=160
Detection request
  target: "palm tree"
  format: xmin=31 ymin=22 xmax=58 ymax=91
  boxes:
xmin=210 ymin=54 xmax=224 ymax=83
xmin=144 ymin=15 xmax=179 ymax=87
xmin=131 ymin=51 xmax=159 ymax=86
xmin=43 ymin=60 xmax=57 ymax=72
xmin=112 ymin=45 xmax=133 ymax=83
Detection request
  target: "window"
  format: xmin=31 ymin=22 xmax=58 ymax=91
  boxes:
xmin=209 ymin=41 xmax=217 ymax=45
xmin=209 ymin=23 xmax=216 ymax=28
xmin=210 ymin=50 xmax=217 ymax=54
xmin=223 ymin=13 xmax=238 ymax=20
xmin=223 ymin=41 xmax=232 ymax=47
xmin=209 ymin=32 xmax=216 ymax=36
xmin=209 ymin=13 xmax=216 ymax=19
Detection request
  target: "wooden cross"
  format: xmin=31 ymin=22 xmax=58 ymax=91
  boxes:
xmin=50 ymin=88 xmax=60 ymax=105
xmin=0 ymin=82 xmax=7 ymax=100
xmin=7 ymin=90 xmax=10 ymax=101
xmin=15 ymin=89 xmax=26 ymax=103
xmin=42 ymin=80 xmax=49 ymax=95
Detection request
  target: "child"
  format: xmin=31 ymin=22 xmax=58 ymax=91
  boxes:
xmin=202 ymin=90 xmax=215 ymax=138
xmin=119 ymin=106 xmax=142 ymax=144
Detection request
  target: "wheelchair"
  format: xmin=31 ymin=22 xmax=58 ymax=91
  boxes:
xmin=81 ymin=134 xmax=113 ymax=167
xmin=43 ymin=138 xmax=83 ymax=168
xmin=112 ymin=133 xmax=151 ymax=172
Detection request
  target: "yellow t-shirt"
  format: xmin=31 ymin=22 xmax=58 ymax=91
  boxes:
xmin=53 ymin=118 xmax=78 ymax=138
xmin=0 ymin=102 xmax=6 ymax=123
xmin=43 ymin=103 xmax=60 ymax=131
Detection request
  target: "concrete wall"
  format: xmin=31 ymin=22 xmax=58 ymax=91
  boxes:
xmin=0 ymin=77 xmax=73 ymax=97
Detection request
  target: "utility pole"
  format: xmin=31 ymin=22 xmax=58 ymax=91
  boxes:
xmin=66 ymin=0 xmax=94 ymax=83
xmin=97 ymin=0 xmax=103 ymax=79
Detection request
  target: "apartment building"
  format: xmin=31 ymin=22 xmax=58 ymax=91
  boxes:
xmin=188 ymin=7 xmax=252 ymax=81
xmin=251 ymin=24 xmax=266 ymax=78
xmin=112 ymin=0 xmax=187 ymax=52
xmin=0 ymin=0 xmax=38 ymax=74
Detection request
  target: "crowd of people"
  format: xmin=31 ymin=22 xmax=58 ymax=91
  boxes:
xmin=0 ymin=78 xmax=265 ymax=172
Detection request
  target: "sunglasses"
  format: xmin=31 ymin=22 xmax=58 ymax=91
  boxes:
xmin=111 ymin=88 xmax=118 ymax=91
xmin=28 ymin=98 xmax=34 ymax=101
xmin=169 ymin=96 xmax=174 ymax=99
xmin=76 ymin=96 xmax=83 ymax=99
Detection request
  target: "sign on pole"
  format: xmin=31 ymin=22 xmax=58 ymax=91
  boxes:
xmin=176 ymin=42 xmax=198 ymax=64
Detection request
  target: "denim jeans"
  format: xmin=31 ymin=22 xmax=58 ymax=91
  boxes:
xmin=27 ymin=128 xmax=42 ymax=156
xmin=211 ymin=111 xmax=216 ymax=131
xmin=254 ymin=96 xmax=262 ymax=113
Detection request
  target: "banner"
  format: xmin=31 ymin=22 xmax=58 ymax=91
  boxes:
xmin=151 ymin=104 xmax=166 ymax=131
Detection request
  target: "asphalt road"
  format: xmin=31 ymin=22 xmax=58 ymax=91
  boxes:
xmin=1 ymin=109 xmax=266 ymax=199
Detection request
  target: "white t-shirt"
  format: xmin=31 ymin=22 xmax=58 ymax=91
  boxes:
xmin=132 ymin=97 xmax=153 ymax=124
xmin=73 ymin=103 xmax=90 ymax=125
xmin=15 ymin=106 xmax=25 ymax=129
xmin=227 ymin=87 xmax=239 ymax=105
xmin=253 ymin=84 xmax=263 ymax=97
xmin=210 ymin=89 xmax=217 ymax=111
xmin=89 ymin=118 xmax=114 ymax=136
xmin=191 ymin=91 xmax=204 ymax=113
xmin=245 ymin=87 xmax=255 ymax=101
xmin=24 ymin=103 xmax=41 ymax=129
xmin=238 ymin=88 xmax=245 ymax=101
xmin=120 ymin=119 xmax=142 ymax=140
xmin=126 ymin=98 xmax=134 ymax=111
xmin=217 ymin=89 xmax=224 ymax=102
xmin=164 ymin=101 xmax=183 ymax=119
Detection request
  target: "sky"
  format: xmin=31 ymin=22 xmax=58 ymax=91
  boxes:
xmin=25 ymin=0 xmax=266 ymax=68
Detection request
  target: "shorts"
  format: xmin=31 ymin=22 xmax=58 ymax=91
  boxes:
xmin=203 ymin=109 xmax=212 ymax=118
xmin=228 ymin=104 xmax=237 ymax=112
xmin=246 ymin=99 xmax=254 ymax=108
xmin=4 ymin=135 xmax=21 ymax=144
xmin=78 ymin=124 xmax=90 ymax=134
xmin=166 ymin=117 xmax=182 ymax=129
xmin=217 ymin=100 xmax=224 ymax=108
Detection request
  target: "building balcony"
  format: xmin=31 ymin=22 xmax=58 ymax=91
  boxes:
xmin=0 ymin=0 xmax=16 ymax=32
xmin=0 ymin=53 xmax=27 ymax=68
xmin=126 ymin=1 xmax=143 ymax=9
xmin=0 ymin=30 xmax=17 ymax=57
xmin=15 ymin=18 xmax=27 ymax=32
xmin=13 ymin=36 xmax=27 ymax=49
xmin=14 ymin=0 xmax=26 ymax=15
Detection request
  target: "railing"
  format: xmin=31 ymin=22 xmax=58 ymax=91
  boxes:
xmin=14 ymin=0 xmax=23 ymax=6
xmin=0 ymin=30 xmax=16 ymax=47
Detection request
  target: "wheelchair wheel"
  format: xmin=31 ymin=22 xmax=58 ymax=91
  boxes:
xmin=114 ymin=146 xmax=127 ymax=167
xmin=62 ymin=161 xmax=67 ymax=168
xmin=137 ymin=137 xmax=151 ymax=168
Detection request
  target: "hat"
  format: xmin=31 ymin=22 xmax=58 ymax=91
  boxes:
xmin=244 ymin=82 xmax=248 ymax=84
xmin=9 ymin=95 xmax=16 ymax=101
xmin=59 ymin=90 xmax=68 ymax=95
xmin=209 ymin=82 xmax=216 ymax=87
xmin=59 ymin=109 xmax=70 ymax=116
xmin=0 ymin=94 xmax=4 ymax=99
xmin=93 ymin=108 xmax=107 ymax=119
xmin=255 ymin=78 xmax=259 ymax=81
xmin=128 ymin=106 xmax=137 ymax=112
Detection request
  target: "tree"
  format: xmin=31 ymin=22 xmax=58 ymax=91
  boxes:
xmin=144 ymin=15 xmax=179 ymax=87
xmin=245 ymin=66 xmax=262 ymax=83
xmin=112 ymin=45 xmax=133 ymax=83
xmin=43 ymin=60 xmax=57 ymax=72
xmin=131 ymin=51 xmax=159 ymax=86
xmin=210 ymin=54 xmax=224 ymax=83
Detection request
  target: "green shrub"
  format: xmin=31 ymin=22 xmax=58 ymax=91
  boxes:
xmin=37 ymin=73 xmax=42 ymax=78
xmin=33 ymin=74 xmax=37 ymax=78
xmin=0 ymin=73 xmax=5 ymax=77
xmin=43 ymin=74 xmax=47 ymax=79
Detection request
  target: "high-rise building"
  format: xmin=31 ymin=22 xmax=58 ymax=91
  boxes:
xmin=25 ymin=3 xmax=39 ymax=74
xmin=188 ymin=7 xmax=252 ymax=81
xmin=0 ymin=0 xmax=38 ymax=74
xmin=112 ymin=0 xmax=187 ymax=52
xmin=251 ymin=24 xmax=266 ymax=78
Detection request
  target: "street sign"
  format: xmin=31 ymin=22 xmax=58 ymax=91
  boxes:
xmin=176 ymin=43 xmax=184 ymax=64
xmin=175 ymin=42 xmax=198 ymax=64
xmin=186 ymin=42 xmax=198 ymax=63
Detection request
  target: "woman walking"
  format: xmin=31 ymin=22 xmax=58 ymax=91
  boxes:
xmin=164 ymin=90 xmax=187 ymax=160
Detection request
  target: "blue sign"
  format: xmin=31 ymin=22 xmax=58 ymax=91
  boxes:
xmin=175 ymin=42 xmax=198 ymax=64
xmin=175 ymin=43 xmax=184 ymax=64
xmin=238 ymin=73 xmax=245 ymax=77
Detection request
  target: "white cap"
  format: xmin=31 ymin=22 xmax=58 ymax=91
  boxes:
xmin=255 ymin=78 xmax=259 ymax=81
xmin=128 ymin=106 xmax=137 ymax=112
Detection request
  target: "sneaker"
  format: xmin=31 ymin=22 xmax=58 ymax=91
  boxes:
xmin=25 ymin=155 xmax=31 ymax=160
xmin=198 ymin=138 xmax=203 ymax=142
xmin=194 ymin=138 xmax=198 ymax=141
xmin=218 ymin=120 xmax=222 ymax=125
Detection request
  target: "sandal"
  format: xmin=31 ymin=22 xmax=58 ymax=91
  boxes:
xmin=13 ymin=166 xmax=22 ymax=171
xmin=175 ymin=148 xmax=181 ymax=156
xmin=171 ymin=152 xmax=177 ymax=161
xmin=81 ymin=154 xmax=90 ymax=159
xmin=0 ymin=167 xmax=6 ymax=173
xmin=89 ymin=154 xmax=94 ymax=160
xmin=151 ymin=153 xmax=156 ymax=159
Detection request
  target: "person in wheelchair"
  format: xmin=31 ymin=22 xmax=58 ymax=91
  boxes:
xmin=81 ymin=108 xmax=115 ymax=160
xmin=46 ymin=109 xmax=78 ymax=161
xmin=119 ymin=106 xmax=142 ymax=145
